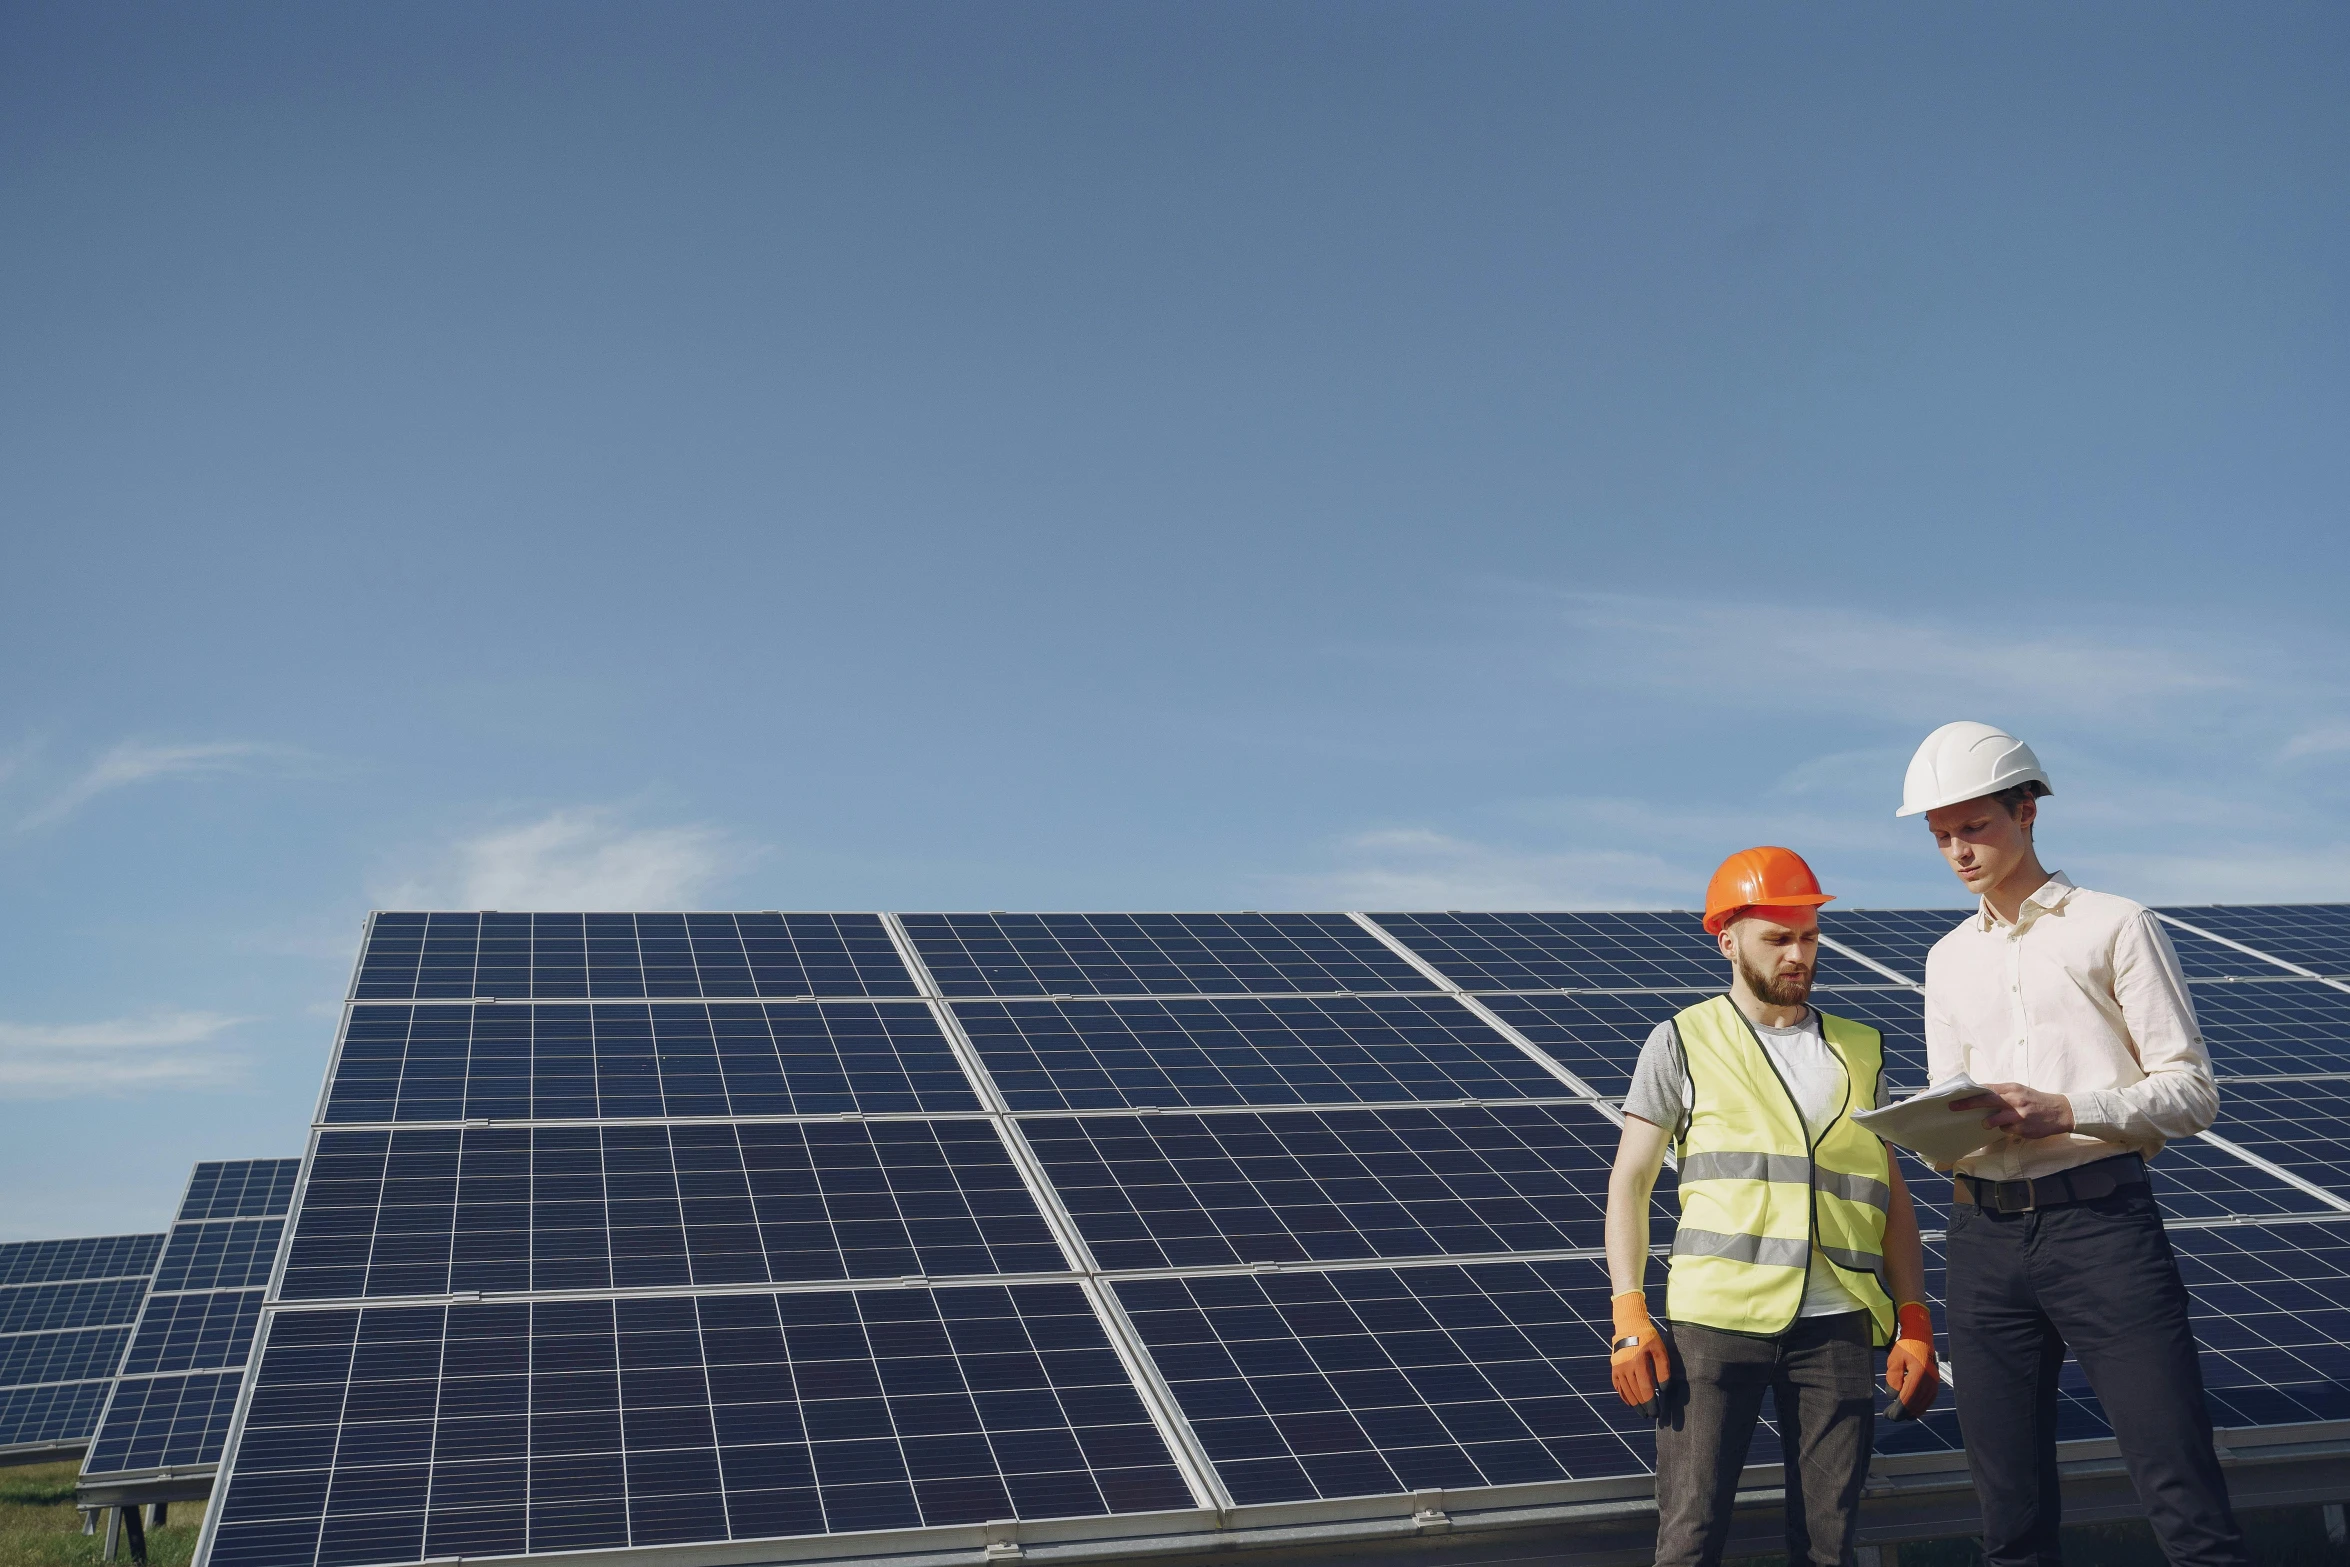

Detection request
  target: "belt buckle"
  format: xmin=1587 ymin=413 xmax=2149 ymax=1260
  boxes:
xmin=1994 ymin=1178 xmax=2038 ymax=1214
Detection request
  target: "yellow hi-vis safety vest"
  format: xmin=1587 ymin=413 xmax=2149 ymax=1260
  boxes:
xmin=1663 ymin=994 xmax=1897 ymax=1346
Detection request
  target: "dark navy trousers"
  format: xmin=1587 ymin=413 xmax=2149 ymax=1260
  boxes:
xmin=1945 ymin=1172 xmax=2250 ymax=1567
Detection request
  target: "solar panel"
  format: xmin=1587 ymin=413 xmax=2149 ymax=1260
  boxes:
xmin=1889 ymin=1137 xmax=2336 ymax=1236
xmin=1807 ymin=988 xmax=1933 ymax=1090
xmin=0 ymin=1233 xmax=165 ymax=1288
xmin=157 ymin=1220 xmax=287 ymax=1293
xmin=84 ymin=1371 xmax=246 ymax=1476
xmin=901 ymin=913 xmax=1437 ymax=999
xmin=353 ymin=912 xmax=920 ymax=1001
xmin=1115 ymin=1260 xmax=1647 ymax=1504
xmin=0 ymin=1380 xmax=114 ymax=1452
xmin=2190 ymin=981 xmax=2350 ymax=1078
xmin=0 ymin=1232 xmax=162 ymax=1458
xmin=199 ymin=904 xmax=2350 ymax=1567
xmin=2196 ymin=1079 xmax=2350 ymax=1198
xmin=322 ymin=1002 xmax=980 ymax=1124
xmin=0 ymin=1328 xmax=136 ymax=1388
xmin=1472 ymin=992 xmax=1689 ymax=1098
xmin=1024 ymin=1103 xmax=1652 ymax=1271
xmin=184 ymin=1160 xmax=303 ymax=1221
xmin=2162 ymin=904 xmax=2350 ymax=980
xmin=1888 ymin=1222 xmax=2350 ymax=1455
xmin=280 ymin=1121 xmax=1066 ymax=1302
xmin=955 ymin=995 xmax=1572 ymax=1112
xmin=0 ymin=1277 xmax=153 ymax=1335
xmin=1814 ymin=909 xmax=1965 ymax=982
xmin=206 ymin=1286 xmax=1197 ymax=1567
xmin=83 ymin=1159 xmax=300 ymax=1486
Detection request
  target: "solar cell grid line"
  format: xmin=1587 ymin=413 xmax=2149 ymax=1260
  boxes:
xmin=2185 ymin=981 xmax=2350 ymax=1079
xmin=182 ymin=1161 xmax=304 ymax=1222
xmin=1887 ymin=1135 xmax=2340 ymax=1237
xmin=1022 ymin=1103 xmax=1659 ymax=1272
xmin=320 ymin=1000 xmax=983 ymax=1125
xmin=1813 ymin=909 xmax=1971 ymax=984
xmin=278 ymin=1120 xmax=1070 ymax=1303
xmin=2162 ymin=904 xmax=2350 ymax=981
xmin=1112 ymin=1259 xmax=1660 ymax=1505
xmin=1471 ymin=991 xmax=1708 ymax=1099
xmin=120 ymin=1291 xmax=266 ymax=1375
xmin=953 ymin=995 xmax=1576 ymax=1114
xmin=2195 ymin=1079 xmax=2350 ymax=1200
xmin=83 ymin=1370 xmax=245 ymax=1476
xmin=0 ymin=1380 xmax=114 ymax=1453
xmin=351 ymin=911 xmax=921 ymax=1002
xmin=0 ymin=1233 xmax=165 ymax=1288
xmin=897 ymin=912 xmax=1439 ymax=999
xmin=83 ymin=1159 xmax=299 ymax=1487
xmin=1804 ymin=987 xmax=1932 ymax=1091
xmin=0 ymin=1277 xmax=153 ymax=1336
xmin=1367 ymin=911 xmax=1889 ymax=993
xmin=156 ymin=1220 xmax=287 ymax=1294
xmin=0 ymin=1327 xmax=135 ymax=1389
xmin=199 ymin=1284 xmax=1202 ymax=1567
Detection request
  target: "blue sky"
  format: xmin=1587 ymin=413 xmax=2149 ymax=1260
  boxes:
xmin=3 ymin=2 xmax=2345 ymax=1237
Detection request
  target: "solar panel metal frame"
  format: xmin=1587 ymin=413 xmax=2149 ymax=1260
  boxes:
xmin=190 ymin=907 xmax=2350 ymax=1567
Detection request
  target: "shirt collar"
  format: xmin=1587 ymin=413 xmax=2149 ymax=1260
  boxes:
xmin=1977 ymin=870 xmax=2075 ymax=932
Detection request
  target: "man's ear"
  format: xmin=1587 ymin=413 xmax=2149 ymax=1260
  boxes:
xmin=2015 ymin=797 xmax=2038 ymax=835
xmin=1716 ymin=925 xmax=1737 ymax=961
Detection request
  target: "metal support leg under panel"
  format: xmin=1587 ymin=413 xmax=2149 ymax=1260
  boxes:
xmin=122 ymin=1502 xmax=149 ymax=1565
xmin=2327 ymin=1502 xmax=2347 ymax=1547
xmin=102 ymin=1506 xmax=120 ymax=1562
xmin=145 ymin=1502 xmax=167 ymax=1527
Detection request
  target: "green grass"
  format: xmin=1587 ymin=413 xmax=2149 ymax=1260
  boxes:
xmin=0 ymin=1463 xmax=205 ymax=1567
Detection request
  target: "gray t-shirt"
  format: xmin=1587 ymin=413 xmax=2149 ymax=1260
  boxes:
xmin=1624 ymin=1007 xmax=1869 ymax=1319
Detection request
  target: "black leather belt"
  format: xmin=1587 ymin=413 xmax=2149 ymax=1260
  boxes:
xmin=1954 ymin=1153 xmax=2147 ymax=1214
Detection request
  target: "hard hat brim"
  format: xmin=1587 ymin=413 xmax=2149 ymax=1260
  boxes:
xmin=1894 ymin=772 xmax=2052 ymax=818
xmin=1701 ymin=893 xmax=1835 ymax=935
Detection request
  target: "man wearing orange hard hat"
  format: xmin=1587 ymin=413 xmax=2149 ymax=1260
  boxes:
xmin=1602 ymin=847 xmax=1937 ymax=1567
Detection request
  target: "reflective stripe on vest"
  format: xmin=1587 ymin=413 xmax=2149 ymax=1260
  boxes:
xmin=1664 ymin=994 xmax=1896 ymax=1345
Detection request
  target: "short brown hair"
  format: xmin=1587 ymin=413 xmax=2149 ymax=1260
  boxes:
xmin=1992 ymin=780 xmax=2049 ymax=815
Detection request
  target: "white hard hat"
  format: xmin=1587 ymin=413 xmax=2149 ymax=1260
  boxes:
xmin=1897 ymin=721 xmax=2052 ymax=817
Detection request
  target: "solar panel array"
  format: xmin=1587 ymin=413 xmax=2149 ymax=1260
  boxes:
xmin=193 ymin=903 xmax=2350 ymax=1567
xmin=0 ymin=1231 xmax=163 ymax=1458
xmin=81 ymin=1160 xmax=300 ymax=1487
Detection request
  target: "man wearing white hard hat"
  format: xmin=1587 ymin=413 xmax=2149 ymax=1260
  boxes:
xmin=1899 ymin=722 xmax=2247 ymax=1567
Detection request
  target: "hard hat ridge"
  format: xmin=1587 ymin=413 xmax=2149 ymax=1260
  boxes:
xmin=1897 ymin=721 xmax=2052 ymax=818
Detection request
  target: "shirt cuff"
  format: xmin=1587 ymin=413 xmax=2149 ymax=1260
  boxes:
xmin=2066 ymin=1089 xmax=2133 ymax=1141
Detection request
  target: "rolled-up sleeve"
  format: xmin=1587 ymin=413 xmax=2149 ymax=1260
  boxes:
xmin=2066 ymin=912 xmax=2220 ymax=1144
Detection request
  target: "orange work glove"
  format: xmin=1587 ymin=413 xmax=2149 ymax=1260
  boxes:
xmin=1885 ymin=1302 xmax=1940 ymax=1418
xmin=1609 ymin=1292 xmax=1673 ymax=1411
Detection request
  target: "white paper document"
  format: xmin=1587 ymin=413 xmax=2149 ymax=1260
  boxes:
xmin=1852 ymin=1074 xmax=2001 ymax=1166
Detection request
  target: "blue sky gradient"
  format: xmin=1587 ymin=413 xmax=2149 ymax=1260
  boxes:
xmin=3 ymin=1 xmax=2346 ymax=1234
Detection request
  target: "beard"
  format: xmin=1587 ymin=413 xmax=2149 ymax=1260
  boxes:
xmin=1738 ymin=953 xmax=1813 ymax=1007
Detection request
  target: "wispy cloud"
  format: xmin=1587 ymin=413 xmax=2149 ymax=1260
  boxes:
xmin=0 ymin=1011 xmax=251 ymax=1097
xmin=1529 ymin=589 xmax=2239 ymax=726
xmin=2283 ymin=722 xmax=2350 ymax=762
xmin=1261 ymin=827 xmax=1692 ymax=910
xmin=18 ymin=740 xmax=309 ymax=830
xmin=381 ymin=808 xmax=736 ymax=910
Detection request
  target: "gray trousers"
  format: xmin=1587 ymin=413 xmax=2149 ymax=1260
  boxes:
xmin=1654 ymin=1311 xmax=1876 ymax=1567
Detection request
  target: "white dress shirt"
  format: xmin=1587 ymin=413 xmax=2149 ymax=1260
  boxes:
xmin=1922 ymin=872 xmax=2219 ymax=1182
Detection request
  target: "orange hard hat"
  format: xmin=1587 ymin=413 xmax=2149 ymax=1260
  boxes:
xmin=1702 ymin=846 xmax=1835 ymax=935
